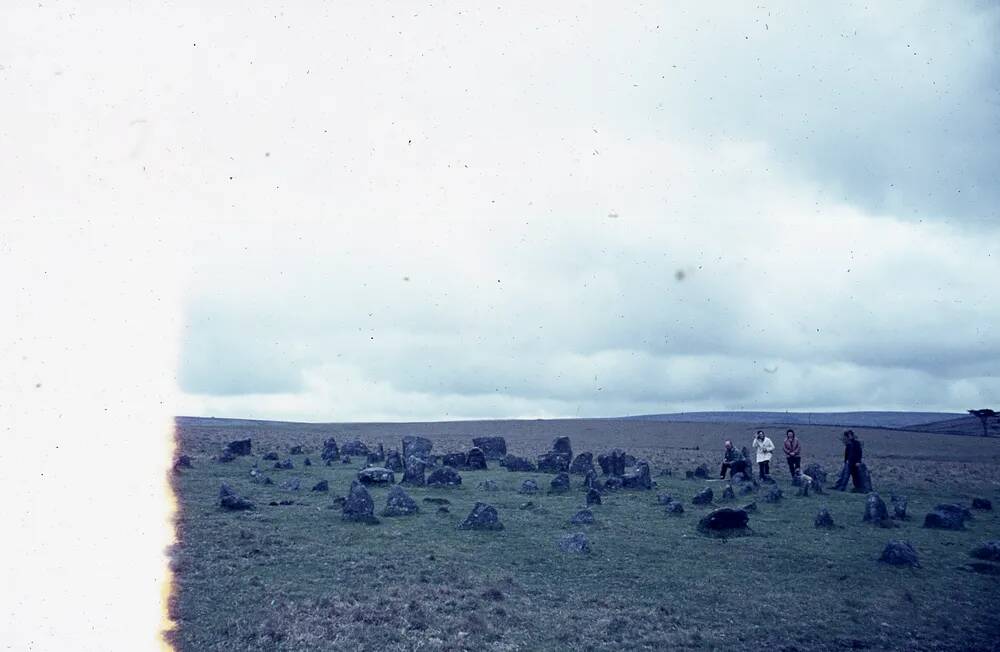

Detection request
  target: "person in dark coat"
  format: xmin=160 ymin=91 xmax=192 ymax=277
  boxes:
xmin=833 ymin=430 xmax=863 ymax=490
xmin=783 ymin=429 xmax=802 ymax=477
xmin=720 ymin=440 xmax=745 ymax=478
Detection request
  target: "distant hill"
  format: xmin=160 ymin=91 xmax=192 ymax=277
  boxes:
xmin=619 ymin=411 xmax=965 ymax=429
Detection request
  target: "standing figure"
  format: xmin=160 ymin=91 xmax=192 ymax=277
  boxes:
xmin=751 ymin=430 xmax=774 ymax=481
xmin=783 ymin=429 xmax=802 ymax=477
xmin=833 ymin=430 xmax=863 ymax=491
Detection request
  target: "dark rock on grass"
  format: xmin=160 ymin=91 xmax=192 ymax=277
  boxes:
xmin=742 ymin=502 xmax=757 ymax=513
xmin=738 ymin=483 xmax=755 ymax=497
xmin=559 ymin=532 xmax=590 ymax=554
xmin=519 ymin=479 xmax=540 ymax=494
xmin=693 ymin=464 xmax=711 ymax=479
xmin=549 ymin=472 xmax=571 ymax=493
xmin=970 ymin=541 xmax=1000 ymax=561
xmin=657 ymin=493 xmax=674 ymax=505
xmin=519 ymin=501 xmax=536 ymax=510
xmin=891 ymin=495 xmax=908 ymax=520
xmin=466 ymin=447 xmax=488 ymax=470
xmin=442 ymin=452 xmax=467 ymax=468
xmin=341 ymin=456 xmax=352 ymax=464
xmin=586 ymin=488 xmax=602 ymax=505
xmin=219 ymin=484 xmax=254 ymax=511
xmin=384 ymin=449 xmax=403 ymax=472
xmin=342 ymin=480 xmax=378 ymax=524
xmin=583 ymin=470 xmax=601 ymax=491
xmin=815 ymin=508 xmax=835 ymax=529
xmin=731 ymin=471 xmax=751 ymax=483
xmin=216 ymin=449 xmax=237 ymax=463
xmin=851 ymin=463 xmax=874 ymax=493
xmin=226 ymin=439 xmax=252 ymax=456
xmin=402 ymin=435 xmax=433 ymax=461
xmin=477 ymin=479 xmax=499 ymax=491
xmin=427 ymin=466 xmax=462 ymax=487
xmin=598 ymin=449 xmax=628 ymax=476
xmin=603 ymin=476 xmax=624 ymax=491
xmin=570 ymin=509 xmax=595 ymax=525
xmin=665 ymin=502 xmax=685 ymax=515
xmin=279 ymin=477 xmax=300 ymax=491
xmin=262 ymin=477 xmax=273 ymax=485
xmin=437 ymin=506 xmax=450 ymax=514
xmin=423 ymin=497 xmax=450 ymax=505
xmin=263 ymin=452 xmax=279 ymax=461
xmin=341 ymin=440 xmax=370 ymax=456
xmin=383 ymin=485 xmax=419 ymax=517
xmin=972 ymin=498 xmax=993 ymax=511
xmin=458 ymin=502 xmax=503 ymax=530
xmin=569 ymin=452 xmax=595 ymax=475
xmin=331 ymin=495 xmax=346 ymax=508
xmin=692 ymin=487 xmax=713 ymax=505
xmin=878 ymin=540 xmax=920 ymax=567
xmin=311 ymin=480 xmax=329 ymax=492
xmin=472 ymin=436 xmax=507 ymax=460
xmin=698 ymin=508 xmax=750 ymax=536
xmin=273 ymin=458 xmax=293 ymax=470
xmin=721 ymin=485 xmax=735 ymax=501
xmin=269 ymin=499 xmax=295 ymax=506
xmin=552 ymin=436 xmax=573 ymax=459
xmin=358 ymin=467 xmax=395 ymax=486
xmin=863 ymin=493 xmax=890 ymax=525
xmin=303 ymin=457 xmax=312 ymax=467
xmin=804 ymin=463 xmax=827 ymax=487
xmin=289 ymin=445 xmax=304 ymax=455
xmin=402 ymin=456 xmax=426 ymax=486
xmin=173 ymin=455 xmax=192 ymax=471
xmin=764 ymin=487 xmax=783 ymax=503
xmin=320 ymin=437 xmax=339 ymax=463
xmin=537 ymin=450 xmax=571 ymax=474
xmin=924 ymin=504 xmax=972 ymax=530
xmin=503 ymin=454 xmax=536 ymax=472
xmin=622 ymin=461 xmax=652 ymax=490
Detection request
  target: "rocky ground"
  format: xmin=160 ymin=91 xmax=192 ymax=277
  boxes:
xmin=168 ymin=417 xmax=1000 ymax=651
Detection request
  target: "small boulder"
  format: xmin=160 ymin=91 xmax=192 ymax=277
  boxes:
xmin=173 ymin=455 xmax=193 ymax=471
xmin=738 ymin=483 xmax=755 ymax=497
xmin=342 ymin=480 xmax=378 ymax=524
xmin=923 ymin=504 xmax=971 ymax=530
xmin=803 ymin=463 xmax=827 ymax=487
xmin=972 ymin=498 xmax=993 ymax=511
xmin=721 ymin=485 xmax=735 ymax=501
xmin=519 ymin=479 xmax=540 ymax=494
xmin=320 ymin=437 xmax=339 ymax=463
xmin=693 ymin=464 xmax=711 ymax=479
xmin=537 ymin=450 xmax=571 ymax=474
xmin=279 ymin=477 xmax=300 ymax=491
xmin=289 ymin=445 xmax=304 ymax=455
xmin=226 ymin=439 xmax=252 ymax=456
xmin=878 ymin=540 xmax=920 ymax=567
xmin=358 ymin=467 xmax=395 ymax=486
xmin=503 ymin=455 xmax=536 ymax=472
xmin=570 ymin=509 xmax=595 ymax=525
xmin=815 ymin=508 xmax=835 ymax=529
xmin=426 ymin=466 xmax=462 ymax=487
xmin=559 ymin=532 xmax=590 ymax=554
xmin=597 ymin=449 xmax=628 ymax=476
xmin=622 ymin=461 xmax=652 ymax=490
xmin=549 ymin=472 xmax=571 ymax=493
xmin=583 ymin=469 xmax=601 ymax=491
xmin=569 ymin=452 xmax=596 ymax=475
xmin=402 ymin=435 xmax=433 ymax=461
xmin=472 ymin=436 xmax=507 ymax=460
xmin=219 ymin=484 xmax=254 ymax=511
xmin=216 ymin=449 xmax=237 ymax=463
xmin=692 ymin=487 xmax=713 ymax=505
xmin=764 ymin=487 xmax=783 ymax=503
xmin=552 ymin=436 xmax=573 ymax=459
xmin=341 ymin=440 xmax=370 ymax=456
xmin=382 ymin=485 xmax=419 ymax=517
xmin=970 ymin=541 xmax=1000 ymax=561
xmin=519 ymin=501 xmax=536 ymax=510
xmin=442 ymin=452 xmax=468 ymax=468
xmin=385 ymin=449 xmax=404 ymax=472
xmin=273 ymin=458 xmax=294 ymax=470
xmin=263 ymin=452 xmax=279 ymax=461
xmin=466 ymin=447 xmax=488 ymax=470
xmin=401 ymin=456 xmax=426 ymax=486
xmin=458 ymin=502 xmax=503 ymax=530
xmin=311 ymin=480 xmax=329 ymax=492
xmin=698 ymin=507 xmax=750 ymax=536
xmin=586 ymin=488 xmax=602 ymax=505
xmin=603 ymin=476 xmax=623 ymax=491
xmin=657 ymin=493 xmax=674 ymax=505
xmin=891 ymin=495 xmax=908 ymax=520
xmin=665 ymin=502 xmax=685 ymax=515
xmin=303 ymin=457 xmax=312 ymax=467
xmin=863 ymin=493 xmax=890 ymax=525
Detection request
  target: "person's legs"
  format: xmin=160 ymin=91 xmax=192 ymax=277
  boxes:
xmin=764 ymin=460 xmax=771 ymax=478
xmin=849 ymin=463 xmax=862 ymax=490
xmin=720 ymin=462 xmax=731 ymax=479
xmin=791 ymin=455 xmax=801 ymax=475
xmin=786 ymin=456 xmax=796 ymax=476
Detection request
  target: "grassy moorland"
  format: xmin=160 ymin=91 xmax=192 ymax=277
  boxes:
xmin=168 ymin=417 xmax=1000 ymax=651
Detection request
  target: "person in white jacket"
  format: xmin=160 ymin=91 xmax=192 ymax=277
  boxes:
xmin=752 ymin=430 xmax=775 ymax=481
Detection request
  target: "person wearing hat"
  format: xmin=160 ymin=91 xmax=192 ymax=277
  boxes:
xmin=751 ymin=430 xmax=774 ymax=481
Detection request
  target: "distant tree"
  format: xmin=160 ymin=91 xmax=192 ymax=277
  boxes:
xmin=968 ymin=409 xmax=997 ymax=437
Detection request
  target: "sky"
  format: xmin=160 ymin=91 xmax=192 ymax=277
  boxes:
xmin=1 ymin=3 xmax=998 ymax=648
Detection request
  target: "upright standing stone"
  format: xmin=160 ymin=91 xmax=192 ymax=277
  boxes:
xmin=402 ymin=456 xmax=426 ymax=486
xmin=569 ymin=452 xmax=595 ymax=475
xmin=598 ymin=449 xmax=628 ymax=476
xmin=891 ymin=495 xmax=908 ymax=520
xmin=321 ymin=437 xmax=339 ymax=463
xmin=466 ymin=447 xmax=488 ymax=470
xmin=226 ymin=439 xmax=252 ymax=456
xmin=342 ymin=480 xmax=378 ymax=524
xmin=622 ymin=461 xmax=652 ymax=489
xmin=863 ymin=493 xmax=890 ymax=525
xmin=854 ymin=463 xmax=874 ymax=493
xmin=385 ymin=449 xmax=403 ymax=472
xmin=402 ymin=435 xmax=433 ymax=461
xmin=586 ymin=488 xmax=602 ymax=505
xmin=549 ymin=472 xmax=571 ymax=493
xmin=815 ymin=508 xmax=835 ymax=529
xmin=472 ymin=436 xmax=507 ymax=460
xmin=382 ymin=485 xmax=419 ymax=517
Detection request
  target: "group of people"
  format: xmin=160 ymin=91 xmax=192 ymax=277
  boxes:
xmin=718 ymin=428 xmax=865 ymax=490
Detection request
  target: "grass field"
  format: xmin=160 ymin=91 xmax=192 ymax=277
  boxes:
xmin=168 ymin=417 xmax=1000 ymax=651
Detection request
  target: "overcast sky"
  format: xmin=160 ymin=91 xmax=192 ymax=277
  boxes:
xmin=6 ymin=1 xmax=999 ymax=422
